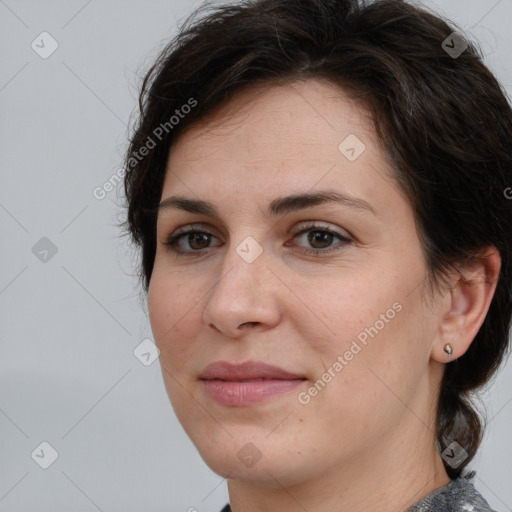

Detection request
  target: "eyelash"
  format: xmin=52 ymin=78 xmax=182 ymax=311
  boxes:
xmin=163 ymin=222 xmax=353 ymax=257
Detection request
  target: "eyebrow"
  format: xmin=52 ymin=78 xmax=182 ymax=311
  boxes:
xmin=157 ymin=190 xmax=377 ymax=218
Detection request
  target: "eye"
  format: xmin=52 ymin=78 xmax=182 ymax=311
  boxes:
xmin=287 ymin=222 xmax=353 ymax=256
xmin=164 ymin=225 xmax=222 ymax=255
xmin=163 ymin=222 xmax=353 ymax=257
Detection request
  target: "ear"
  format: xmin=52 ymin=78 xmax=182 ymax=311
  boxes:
xmin=431 ymin=247 xmax=501 ymax=363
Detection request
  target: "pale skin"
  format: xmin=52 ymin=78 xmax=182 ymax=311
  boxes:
xmin=148 ymin=79 xmax=500 ymax=512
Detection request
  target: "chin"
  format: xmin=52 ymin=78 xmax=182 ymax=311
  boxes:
xmin=190 ymin=432 xmax=313 ymax=488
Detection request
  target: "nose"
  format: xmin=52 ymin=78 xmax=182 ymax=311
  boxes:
xmin=202 ymin=241 xmax=282 ymax=338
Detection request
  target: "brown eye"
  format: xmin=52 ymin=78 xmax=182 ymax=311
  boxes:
xmin=164 ymin=223 xmax=352 ymax=258
xmin=164 ymin=228 xmax=222 ymax=255
xmin=307 ymin=230 xmax=335 ymax=249
xmin=187 ymin=233 xmax=211 ymax=250
xmin=291 ymin=224 xmax=353 ymax=256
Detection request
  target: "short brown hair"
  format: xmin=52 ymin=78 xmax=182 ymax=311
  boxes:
xmin=123 ymin=0 xmax=512 ymax=479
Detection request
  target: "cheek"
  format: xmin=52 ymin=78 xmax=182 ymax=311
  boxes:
xmin=287 ymin=268 xmax=397 ymax=353
xmin=296 ymin=303 xmax=423 ymax=448
xmin=294 ymin=265 xmax=426 ymax=391
xmin=147 ymin=268 xmax=202 ymax=365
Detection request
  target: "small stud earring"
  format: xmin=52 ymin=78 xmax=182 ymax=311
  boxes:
xmin=443 ymin=343 xmax=453 ymax=359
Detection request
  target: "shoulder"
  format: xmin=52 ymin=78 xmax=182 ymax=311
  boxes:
xmin=406 ymin=473 xmax=497 ymax=512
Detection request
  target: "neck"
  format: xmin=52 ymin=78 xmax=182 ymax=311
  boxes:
xmin=227 ymin=437 xmax=449 ymax=512
xmin=226 ymin=377 xmax=450 ymax=512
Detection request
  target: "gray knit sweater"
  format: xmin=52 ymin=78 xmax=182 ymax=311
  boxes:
xmin=219 ymin=474 xmax=496 ymax=511
xmin=406 ymin=474 xmax=496 ymax=512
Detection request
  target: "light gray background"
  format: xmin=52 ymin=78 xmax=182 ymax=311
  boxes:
xmin=1 ymin=1 xmax=511 ymax=511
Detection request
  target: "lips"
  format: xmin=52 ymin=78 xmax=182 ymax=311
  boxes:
xmin=199 ymin=360 xmax=307 ymax=407
xmin=199 ymin=360 xmax=305 ymax=381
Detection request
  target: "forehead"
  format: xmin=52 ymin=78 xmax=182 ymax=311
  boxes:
xmin=170 ymin=79 xmax=377 ymax=160
xmin=162 ymin=79 xmax=401 ymax=217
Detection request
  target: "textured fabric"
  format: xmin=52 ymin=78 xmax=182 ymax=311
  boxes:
xmin=405 ymin=474 xmax=496 ymax=512
xmin=219 ymin=473 xmax=496 ymax=512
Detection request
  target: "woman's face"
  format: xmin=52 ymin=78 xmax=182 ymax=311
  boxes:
xmin=148 ymin=79 xmax=445 ymax=487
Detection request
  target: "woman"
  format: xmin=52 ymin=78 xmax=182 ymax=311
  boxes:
xmin=123 ymin=0 xmax=512 ymax=510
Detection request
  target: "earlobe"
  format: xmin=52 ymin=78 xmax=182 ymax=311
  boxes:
xmin=432 ymin=247 xmax=501 ymax=364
